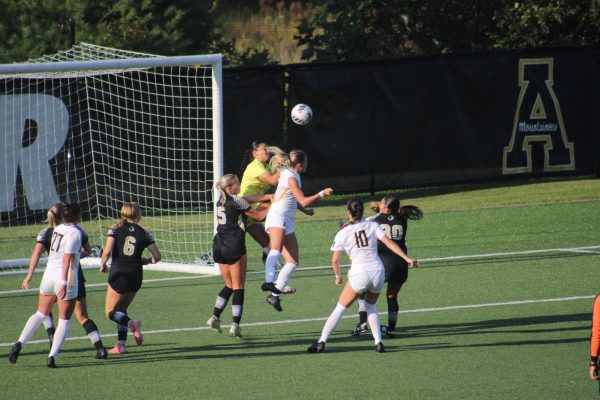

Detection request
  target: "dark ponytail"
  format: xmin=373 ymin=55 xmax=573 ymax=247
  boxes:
xmin=346 ymin=198 xmax=364 ymax=222
xmin=399 ymin=205 xmax=423 ymax=221
xmin=382 ymin=194 xmax=423 ymax=221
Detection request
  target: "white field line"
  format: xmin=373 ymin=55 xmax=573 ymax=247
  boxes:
xmin=1 ymin=244 xmax=599 ymax=296
xmin=561 ymin=249 xmax=600 ymax=255
xmin=0 ymin=294 xmax=594 ymax=348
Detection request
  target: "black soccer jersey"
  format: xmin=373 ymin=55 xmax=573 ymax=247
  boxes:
xmin=36 ymin=226 xmax=88 ymax=254
xmin=372 ymin=213 xmax=408 ymax=254
xmin=216 ymin=195 xmax=251 ymax=235
xmin=36 ymin=227 xmax=54 ymax=254
xmin=107 ymin=222 xmax=155 ymax=270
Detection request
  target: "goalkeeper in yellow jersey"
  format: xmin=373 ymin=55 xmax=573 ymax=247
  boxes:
xmin=239 ymin=141 xmax=294 ymax=294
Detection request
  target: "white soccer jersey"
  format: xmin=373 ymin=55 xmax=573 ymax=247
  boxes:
xmin=270 ymin=167 xmax=301 ymax=216
xmin=46 ymin=224 xmax=83 ymax=271
xmin=331 ymin=220 xmax=386 ymax=268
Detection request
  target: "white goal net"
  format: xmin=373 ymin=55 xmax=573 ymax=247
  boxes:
xmin=0 ymin=43 xmax=222 ymax=274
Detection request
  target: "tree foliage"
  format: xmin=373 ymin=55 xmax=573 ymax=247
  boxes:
xmin=296 ymin=0 xmax=600 ymax=62
xmin=0 ymin=0 xmax=273 ymax=66
xmin=1 ymin=1 xmax=599 ymax=66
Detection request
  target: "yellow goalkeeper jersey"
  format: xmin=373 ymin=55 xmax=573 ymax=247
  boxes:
xmin=240 ymin=159 xmax=271 ymax=197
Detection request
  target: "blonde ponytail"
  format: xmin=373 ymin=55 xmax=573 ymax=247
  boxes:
xmin=216 ymin=174 xmax=238 ymax=204
xmin=268 ymin=146 xmax=290 ymax=173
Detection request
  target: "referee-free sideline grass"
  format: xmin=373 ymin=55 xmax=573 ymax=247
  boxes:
xmin=0 ymin=178 xmax=599 ymax=399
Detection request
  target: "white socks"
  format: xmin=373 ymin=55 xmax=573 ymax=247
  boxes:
xmin=49 ymin=318 xmax=71 ymax=358
xmin=319 ymin=303 xmax=347 ymax=343
xmin=42 ymin=314 xmax=54 ymax=330
xmin=275 ymin=263 xmax=297 ymax=291
xmin=358 ymin=297 xmax=366 ymax=313
xmin=87 ymin=330 xmax=101 ymax=345
xmin=365 ymin=302 xmax=382 ymax=344
xmin=18 ymin=311 xmax=46 ymax=344
xmin=265 ymin=249 xmax=281 ymax=282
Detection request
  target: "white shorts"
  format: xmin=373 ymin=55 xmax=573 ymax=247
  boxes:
xmin=347 ymin=266 xmax=385 ymax=294
xmin=265 ymin=210 xmax=295 ymax=234
xmin=40 ymin=267 xmax=78 ymax=300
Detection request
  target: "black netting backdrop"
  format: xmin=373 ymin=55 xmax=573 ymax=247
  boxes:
xmin=225 ymin=45 xmax=599 ymax=194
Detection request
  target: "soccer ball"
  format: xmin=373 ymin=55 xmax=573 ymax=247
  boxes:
xmin=291 ymin=103 xmax=313 ymax=125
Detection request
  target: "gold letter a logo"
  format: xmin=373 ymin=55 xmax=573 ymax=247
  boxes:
xmin=503 ymin=58 xmax=575 ymax=174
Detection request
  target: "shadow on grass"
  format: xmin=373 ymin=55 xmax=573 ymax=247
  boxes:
xmin=53 ymin=338 xmax=377 ymax=368
xmin=345 ymin=312 xmax=591 ymax=352
xmin=13 ymin=311 xmax=589 ymax=368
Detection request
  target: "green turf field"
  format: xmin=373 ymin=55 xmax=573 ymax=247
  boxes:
xmin=1 ymin=178 xmax=599 ymax=399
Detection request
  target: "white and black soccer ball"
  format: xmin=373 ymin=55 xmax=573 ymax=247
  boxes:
xmin=291 ymin=103 xmax=313 ymax=125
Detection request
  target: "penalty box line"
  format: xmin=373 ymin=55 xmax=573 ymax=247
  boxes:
xmin=0 ymin=294 xmax=594 ymax=348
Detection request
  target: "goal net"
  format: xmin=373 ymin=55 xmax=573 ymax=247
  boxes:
xmin=0 ymin=43 xmax=222 ymax=274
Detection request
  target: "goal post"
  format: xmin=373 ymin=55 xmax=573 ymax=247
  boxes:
xmin=0 ymin=46 xmax=222 ymax=275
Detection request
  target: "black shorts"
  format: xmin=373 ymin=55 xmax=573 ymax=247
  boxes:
xmin=77 ymin=266 xmax=86 ymax=299
xmin=212 ymin=232 xmax=246 ymax=265
xmin=108 ymin=268 xmax=143 ymax=294
xmin=379 ymin=251 xmax=408 ymax=285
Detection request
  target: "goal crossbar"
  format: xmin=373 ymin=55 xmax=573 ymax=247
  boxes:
xmin=0 ymin=54 xmax=223 ymax=74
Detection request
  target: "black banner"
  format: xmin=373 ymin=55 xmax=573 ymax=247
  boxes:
xmin=225 ymin=45 xmax=600 ymax=193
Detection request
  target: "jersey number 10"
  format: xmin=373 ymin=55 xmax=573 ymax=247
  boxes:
xmin=354 ymin=230 xmax=369 ymax=248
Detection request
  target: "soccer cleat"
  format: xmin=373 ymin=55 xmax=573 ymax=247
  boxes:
xmin=307 ymin=340 xmax=325 ymax=353
xmin=281 ymin=285 xmax=296 ymax=295
xmin=207 ymin=315 xmax=222 ymax=333
xmin=108 ymin=343 xmax=127 ymax=355
xmin=130 ymin=320 xmax=143 ymax=345
xmin=261 ymin=282 xmax=281 ymax=295
xmin=266 ymin=294 xmax=283 ymax=311
xmin=375 ymin=342 xmax=385 ymax=353
xmin=47 ymin=356 xmax=57 ymax=368
xmin=8 ymin=342 xmax=21 ymax=364
xmin=229 ymin=323 xmax=242 ymax=338
xmin=380 ymin=325 xmax=396 ymax=338
xmin=351 ymin=322 xmax=368 ymax=336
xmin=96 ymin=346 xmax=108 ymax=359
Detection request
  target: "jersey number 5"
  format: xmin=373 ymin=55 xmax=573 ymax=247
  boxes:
xmin=216 ymin=206 xmax=226 ymax=225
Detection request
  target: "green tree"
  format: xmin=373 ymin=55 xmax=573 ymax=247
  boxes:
xmin=492 ymin=0 xmax=600 ymax=49
xmin=0 ymin=0 xmax=84 ymax=63
xmin=0 ymin=0 xmax=273 ymax=66
xmin=296 ymin=0 xmax=600 ymax=62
